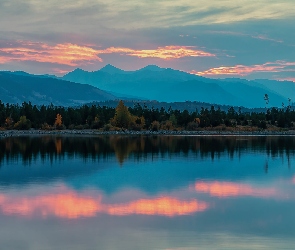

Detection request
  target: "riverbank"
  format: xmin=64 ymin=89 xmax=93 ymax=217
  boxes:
xmin=1 ymin=129 xmax=295 ymax=138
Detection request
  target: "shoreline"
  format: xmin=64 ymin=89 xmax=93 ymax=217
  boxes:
xmin=1 ymin=129 xmax=295 ymax=138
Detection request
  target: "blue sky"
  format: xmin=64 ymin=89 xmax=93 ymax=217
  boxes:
xmin=0 ymin=0 xmax=294 ymax=80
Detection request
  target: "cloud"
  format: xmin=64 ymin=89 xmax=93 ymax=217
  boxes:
xmin=208 ymin=31 xmax=284 ymax=44
xmin=194 ymin=181 xmax=277 ymax=198
xmin=100 ymin=46 xmax=215 ymax=59
xmin=0 ymin=41 xmax=102 ymax=66
xmin=194 ymin=61 xmax=295 ymax=77
xmin=1 ymin=0 xmax=294 ymax=33
xmin=0 ymin=41 xmax=214 ymax=67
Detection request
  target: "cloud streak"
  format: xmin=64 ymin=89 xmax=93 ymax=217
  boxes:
xmin=1 ymin=0 xmax=294 ymax=33
xmin=0 ymin=42 xmax=102 ymax=66
xmin=0 ymin=41 xmax=214 ymax=67
xmin=194 ymin=61 xmax=295 ymax=77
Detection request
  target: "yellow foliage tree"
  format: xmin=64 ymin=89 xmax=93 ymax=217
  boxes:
xmin=111 ymin=100 xmax=132 ymax=129
xmin=54 ymin=114 xmax=64 ymax=129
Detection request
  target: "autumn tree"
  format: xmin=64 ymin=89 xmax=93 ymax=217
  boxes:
xmin=54 ymin=113 xmax=65 ymax=129
xmin=5 ymin=116 xmax=14 ymax=129
xmin=111 ymin=101 xmax=132 ymax=129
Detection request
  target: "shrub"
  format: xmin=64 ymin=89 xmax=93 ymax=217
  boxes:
xmin=14 ymin=116 xmax=31 ymax=130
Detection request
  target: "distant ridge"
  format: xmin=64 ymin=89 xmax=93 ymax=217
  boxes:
xmin=100 ymin=64 xmax=126 ymax=74
xmin=0 ymin=71 xmax=116 ymax=106
xmin=62 ymin=64 xmax=293 ymax=108
xmin=1 ymin=65 xmax=293 ymax=108
xmin=137 ymin=65 xmax=165 ymax=72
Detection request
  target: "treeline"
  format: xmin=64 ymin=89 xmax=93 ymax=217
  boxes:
xmin=0 ymin=100 xmax=295 ymax=130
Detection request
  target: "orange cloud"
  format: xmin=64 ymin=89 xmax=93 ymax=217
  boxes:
xmin=0 ymin=42 xmax=102 ymax=66
xmin=194 ymin=181 xmax=277 ymax=198
xmin=194 ymin=61 xmax=295 ymax=76
xmin=0 ymin=192 xmax=208 ymax=219
xmin=100 ymin=46 xmax=215 ymax=59
xmin=0 ymin=41 xmax=214 ymax=67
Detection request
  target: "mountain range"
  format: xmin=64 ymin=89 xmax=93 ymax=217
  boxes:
xmin=0 ymin=65 xmax=294 ymax=108
xmin=63 ymin=64 xmax=295 ymax=108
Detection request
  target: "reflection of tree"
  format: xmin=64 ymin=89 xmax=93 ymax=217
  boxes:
xmin=55 ymin=138 xmax=62 ymax=154
xmin=110 ymin=136 xmax=145 ymax=165
xmin=0 ymin=136 xmax=295 ymax=166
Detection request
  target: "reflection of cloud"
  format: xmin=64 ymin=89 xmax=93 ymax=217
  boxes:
xmin=0 ymin=191 xmax=208 ymax=219
xmin=107 ymin=197 xmax=208 ymax=216
xmin=0 ymin=192 xmax=101 ymax=219
xmin=194 ymin=61 xmax=295 ymax=76
xmin=194 ymin=181 xmax=277 ymax=198
xmin=0 ymin=41 xmax=214 ymax=67
xmin=292 ymin=177 xmax=295 ymax=184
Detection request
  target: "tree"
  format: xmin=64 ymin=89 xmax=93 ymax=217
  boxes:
xmin=54 ymin=114 xmax=65 ymax=129
xmin=111 ymin=100 xmax=132 ymax=128
xmin=14 ymin=116 xmax=31 ymax=130
xmin=5 ymin=116 xmax=14 ymax=129
xmin=264 ymin=94 xmax=269 ymax=107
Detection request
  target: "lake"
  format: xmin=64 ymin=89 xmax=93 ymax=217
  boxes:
xmin=0 ymin=135 xmax=294 ymax=250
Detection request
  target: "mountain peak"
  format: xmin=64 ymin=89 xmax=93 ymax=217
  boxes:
xmin=100 ymin=64 xmax=124 ymax=74
xmin=139 ymin=65 xmax=165 ymax=72
xmin=72 ymin=68 xmax=87 ymax=72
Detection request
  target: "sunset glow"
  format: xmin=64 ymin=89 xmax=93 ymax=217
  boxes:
xmin=0 ymin=42 xmax=214 ymax=68
xmin=0 ymin=42 xmax=102 ymax=66
xmin=0 ymin=0 xmax=294 ymax=80
xmin=194 ymin=181 xmax=277 ymax=198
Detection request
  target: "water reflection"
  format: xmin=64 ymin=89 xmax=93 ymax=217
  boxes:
xmin=0 ymin=135 xmax=295 ymax=249
xmin=194 ymin=181 xmax=277 ymax=198
xmin=1 ymin=135 xmax=295 ymax=165
xmin=0 ymin=185 xmax=208 ymax=218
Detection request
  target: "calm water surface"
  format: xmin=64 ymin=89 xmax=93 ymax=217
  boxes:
xmin=0 ymin=135 xmax=295 ymax=250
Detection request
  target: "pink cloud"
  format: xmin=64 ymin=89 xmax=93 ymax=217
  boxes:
xmin=0 ymin=41 xmax=214 ymax=67
xmin=0 ymin=42 xmax=102 ymax=66
xmin=194 ymin=61 xmax=295 ymax=76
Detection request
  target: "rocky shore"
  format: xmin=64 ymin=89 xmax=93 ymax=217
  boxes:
xmin=1 ymin=129 xmax=295 ymax=138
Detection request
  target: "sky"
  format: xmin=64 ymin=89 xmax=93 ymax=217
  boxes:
xmin=0 ymin=0 xmax=294 ymax=80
